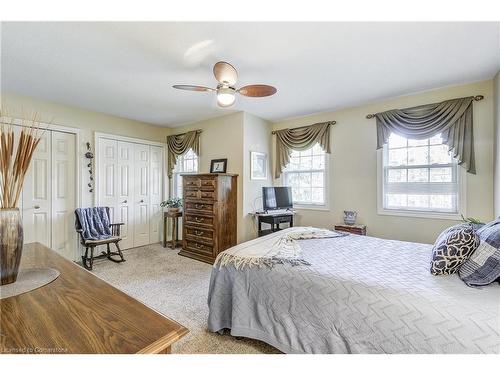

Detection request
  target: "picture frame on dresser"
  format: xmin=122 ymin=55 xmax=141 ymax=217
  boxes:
xmin=210 ymin=158 xmax=227 ymax=173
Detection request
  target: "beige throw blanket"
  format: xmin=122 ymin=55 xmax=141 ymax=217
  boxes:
xmin=214 ymin=226 xmax=347 ymax=269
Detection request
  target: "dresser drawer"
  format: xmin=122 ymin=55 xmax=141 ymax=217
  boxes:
xmin=185 ymin=239 xmax=214 ymax=256
xmin=184 ymin=176 xmax=201 ymax=189
xmin=184 ymin=189 xmax=201 ymax=199
xmin=185 ymin=214 xmax=214 ymax=227
xmin=183 ymin=188 xmax=217 ymax=201
xmin=185 ymin=226 xmax=214 ymax=244
xmin=184 ymin=201 xmax=214 ymax=214
xmin=199 ymin=177 xmax=216 ymax=190
xmin=200 ymin=190 xmax=216 ymax=200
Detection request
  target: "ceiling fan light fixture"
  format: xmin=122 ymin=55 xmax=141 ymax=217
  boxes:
xmin=173 ymin=61 xmax=277 ymax=107
xmin=217 ymin=87 xmax=236 ymax=107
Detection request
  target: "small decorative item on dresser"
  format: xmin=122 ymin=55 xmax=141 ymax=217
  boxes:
xmin=334 ymin=224 xmax=367 ymax=236
xmin=210 ymin=158 xmax=227 ymax=173
xmin=343 ymin=210 xmax=357 ymax=225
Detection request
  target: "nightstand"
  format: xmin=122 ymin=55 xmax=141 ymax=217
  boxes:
xmin=334 ymin=224 xmax=366 ymax=235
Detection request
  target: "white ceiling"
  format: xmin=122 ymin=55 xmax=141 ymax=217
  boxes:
xmin=1 ymin=22 xmax=499 ymax=127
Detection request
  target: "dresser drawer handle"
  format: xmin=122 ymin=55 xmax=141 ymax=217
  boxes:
xmin=195 ymin=217 xmax=204 ymax=223
xmin=196 ymin=243 xmax=204 ymax=249
xmin=195 ymin=204 xmax=204 ymax=209
xmin=195 ymin=230 xmax=204 ymax=236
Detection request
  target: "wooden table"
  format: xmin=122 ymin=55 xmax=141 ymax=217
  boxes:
xmin=163 ymin=210 xmax=183 ymax=249
xmin=334 ymin=224 xmax=367 ymax=235
xmin=257 ymin=212 xmax=294 ymax=237
xmin=0 ymin=243 xmax=188 ymax=354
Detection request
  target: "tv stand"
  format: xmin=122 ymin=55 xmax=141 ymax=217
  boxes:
xmin=257 ymin=211 xmax=294 ymax=237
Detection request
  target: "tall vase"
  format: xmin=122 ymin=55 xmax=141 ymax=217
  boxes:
xmin=0 ymin=208 xmax=24 ymax=285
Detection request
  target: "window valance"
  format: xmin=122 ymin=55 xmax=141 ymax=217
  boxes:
xmin=167 ymin=130 xmax=200 ymax=178
xmin=374 ymin=96 xmax=476 ymax=174
xmin=274 ymin=121 xmax=333 ymax=179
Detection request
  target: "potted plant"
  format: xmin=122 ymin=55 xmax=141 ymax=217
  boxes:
xmin=160 ymin=197 xmax=183 ymax=213
xmin=1 ymin=113 xmax=45 ymax=285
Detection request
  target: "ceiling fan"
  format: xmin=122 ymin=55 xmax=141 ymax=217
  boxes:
xmin=173 ymin=61 xmax=277 ymax=108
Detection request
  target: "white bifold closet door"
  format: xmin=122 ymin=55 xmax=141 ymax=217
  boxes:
xmin=149 ymin=146 xmax=162 ymax=244
xmin=133 ymin=143 xmax=151 ymax=247
xmin=21 ymin=129 xmax=77 ymax=261
xmin=98 ymin=137 xmax=163 ymax=249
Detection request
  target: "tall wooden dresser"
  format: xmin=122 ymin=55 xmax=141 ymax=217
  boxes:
xmin=179 ymin=173 xmax=238 ymax=264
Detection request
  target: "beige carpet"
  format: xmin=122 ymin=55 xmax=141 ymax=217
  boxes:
xmin=91 ymin=243 xmax=280 ymax=354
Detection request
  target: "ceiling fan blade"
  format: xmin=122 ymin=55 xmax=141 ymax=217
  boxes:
xmin=237 ymin=84 xmax=277 ymax=97
xmin=172 ymin=85 xmax=215 ymax=92
xmin=213 ymin=61 xmax=238 ymax=85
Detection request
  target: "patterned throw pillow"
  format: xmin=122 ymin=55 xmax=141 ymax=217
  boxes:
xmin=430 ymin=223 xmax=480 ymax=276
xmin=459 ymin=218 xmax=500 ymax=286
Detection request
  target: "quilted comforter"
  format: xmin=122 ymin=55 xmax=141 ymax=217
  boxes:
xmin=207 ymin=233 xmax=500 ymax=353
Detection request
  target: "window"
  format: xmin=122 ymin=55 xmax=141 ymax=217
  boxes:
xmin=283 ymin=143 xmax=327 ymax=207
xmin=172 ymin=149 xmax=198 ymax=198
xmin=381 ymin=133 xmax=461 ymax=216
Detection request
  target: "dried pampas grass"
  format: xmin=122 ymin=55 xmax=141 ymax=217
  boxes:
xmin=0 ymin=111 xmax=48 ymax=209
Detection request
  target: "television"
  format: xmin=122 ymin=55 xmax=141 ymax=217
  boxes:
xmin=262 ymin=187 xmax=293 ymax=212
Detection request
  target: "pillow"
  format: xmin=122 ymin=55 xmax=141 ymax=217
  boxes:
xmin=430 ymin=223 xmax=480 ymax=276
xmin=459 ymin=217 xmax=500 ymax=286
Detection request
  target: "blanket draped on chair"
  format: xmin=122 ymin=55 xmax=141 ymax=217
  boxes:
xmin=75 ymin=207 xmax=112 ymax=241
xmin=214 ymin=227 xmax=347 ymax=269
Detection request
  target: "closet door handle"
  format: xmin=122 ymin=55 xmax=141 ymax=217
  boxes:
xmin=34 ymin=205 xmax=40 ymax=209
xmin=122 ymin=200 xmax=127 ymax=204
xmin=140 ymin=199 xmax=144 ymax=203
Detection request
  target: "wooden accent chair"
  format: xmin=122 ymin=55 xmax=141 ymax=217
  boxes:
xmin=75 ymin=207 xmax=126 ymax=270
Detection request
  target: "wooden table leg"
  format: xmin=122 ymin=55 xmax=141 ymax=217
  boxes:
xmin=159 ymin=346 xmax=171 ymax=354
xmin=171 ymin=218 xmax=176 ymax=249
xmin=163 ymin=214 xmax=167 ymax=248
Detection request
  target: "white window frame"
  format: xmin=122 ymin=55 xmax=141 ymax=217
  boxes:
xmin=172 ymin=149 xmax=199 ymax=198
xmin=281 ymin=144 xmax=330 ymax=210
xmin=377 ymin=141 xmax=467 ymax=221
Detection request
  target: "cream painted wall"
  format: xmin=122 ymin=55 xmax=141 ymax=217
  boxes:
xmin=272 ymin=80 xmax=495 ymax=244
xmin=168 ymin=112 xmax=246 ymax=242
xmin=3 ymin=79 xmax=495 ymax=246
xmin=242 ymin=112 xmax=272 ymax=242
xmin=1 ymin=92 xmax=170 ymax=207
xmin=494 ymin=71 xmax=500 ymax=217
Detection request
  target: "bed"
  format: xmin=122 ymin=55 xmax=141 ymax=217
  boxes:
xmin=207 ymin=231 xmax=500 ymax=354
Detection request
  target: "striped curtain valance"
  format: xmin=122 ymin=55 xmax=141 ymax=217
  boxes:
xmin=274 ymin=121 xmax=333 ymax=179
xmin=375 ymin=96 xmax=476 ymax=174
xmin=167 ymin=130 xmax=200 ymax=178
